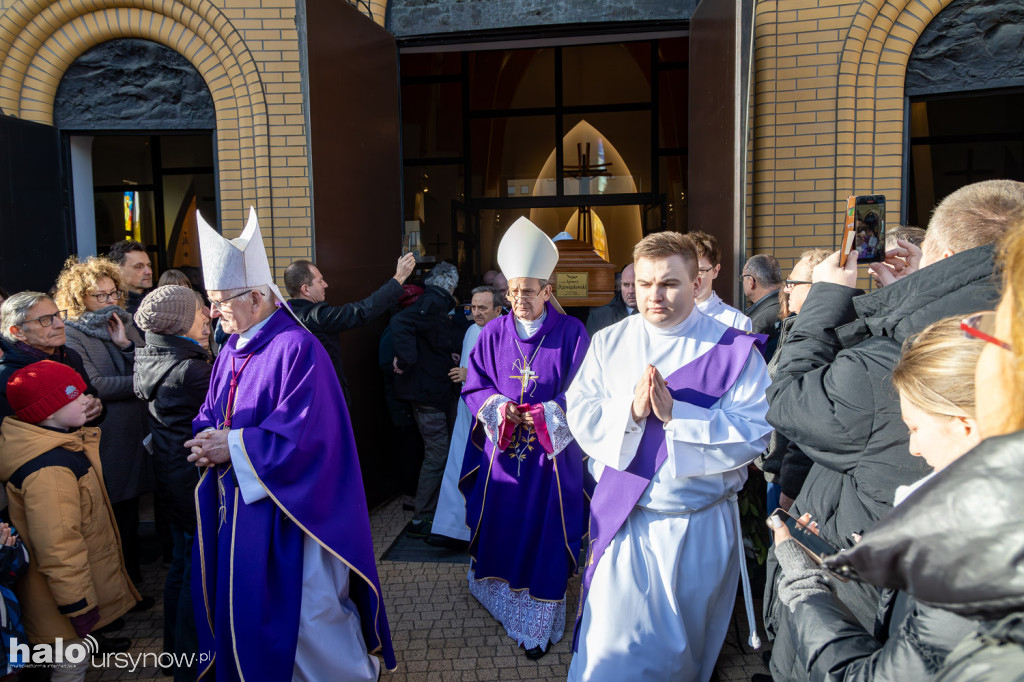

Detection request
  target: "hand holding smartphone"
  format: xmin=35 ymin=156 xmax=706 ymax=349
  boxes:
xmin=840 ymin=195 xmax=886 ymax=267
xmin=769 ymin=508 xmax=840 ymax=564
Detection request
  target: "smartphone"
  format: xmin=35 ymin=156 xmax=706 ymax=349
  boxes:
xmin=771 ymin=508 xmax=839 ymax=563
xmin=840 ymin=195 xmax=886 ymax=267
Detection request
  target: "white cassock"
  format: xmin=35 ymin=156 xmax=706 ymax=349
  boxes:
xmin=565 ymin=309 xmax=771 ymax=682
xmin=432 ymin=322 xmax=484 ymax=540
xmin=228 ymin=319 xmax=378 ymax=682
xmin=696 ymin=291 xmax=752 ymax=331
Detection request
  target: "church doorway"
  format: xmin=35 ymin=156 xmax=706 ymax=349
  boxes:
xmin=907 ymin=89 xmax=1024 ymax=228
xmin=399 ymin=35 xmax=690 ymax=295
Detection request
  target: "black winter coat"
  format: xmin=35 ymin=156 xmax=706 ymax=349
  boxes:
xmin=823 ymin=430 xmax=1024 ymax=681
xmin=133 ymin=333 xmax=212 ymax=530
xmin=764 ymin=244 xmax=999 ymax=680
xmin=288 ymin=278 xmax=403 ymax=400
xmin=746 ymin=292 xmax=781 ymax=360
xmin=784 ymin=586 xmax=975 ymax=681
xmin=391 ymin=285 xmax=463 ymax=410
xmin=585 ymin=295 xmax=631 ymax=336
xmin=0 ymin=337 xmax=105 ymax=426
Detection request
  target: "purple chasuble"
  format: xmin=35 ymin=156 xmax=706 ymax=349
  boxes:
xmin=192 ymin=309 xmax=395 ymax=680
xmin=572 ymin=326 xmax=764 ymax=650
xmin=459 ymin=302 xmax=590 ymax=600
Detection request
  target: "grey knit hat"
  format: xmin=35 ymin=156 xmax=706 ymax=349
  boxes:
xmin=134 ymin=285 xmax=198 ymax=335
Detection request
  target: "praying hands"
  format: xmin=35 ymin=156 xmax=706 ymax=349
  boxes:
xmin=632 ymin=365 xmax=673 ymax=424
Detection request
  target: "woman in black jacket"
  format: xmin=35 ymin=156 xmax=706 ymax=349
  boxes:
xmin=133 ymin=285 xmax=212 ymax=682
xmin=766 ymin=316 xmax=983 ymax=681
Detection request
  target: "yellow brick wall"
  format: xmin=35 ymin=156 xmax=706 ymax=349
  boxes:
xmin=749 ymin=0 xmax=954 ymax=278
xmin=0 ymin=0 xmax=313 ymax=282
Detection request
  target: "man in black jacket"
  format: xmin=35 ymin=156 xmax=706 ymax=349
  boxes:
xmin=108 ymin=240 xmax=153 ymax=315
xmin=391 ymin=261 xmax=463 ymax=534
xmin=741 ymin=254 xmax=783 ymax=359
xmin=0 ymin=291 xmax=104 ymax=424
xmin=284 ymin=253 xmax=416 ymax=402
xmin=762 ymin=179 xmax=1024 ymax=681
xmin=585 ymin=263 xmax=636 ymax=336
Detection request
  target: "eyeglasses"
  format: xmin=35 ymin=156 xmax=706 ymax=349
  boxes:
xmin=209 ymin=289 xmax=254 ymax=311
xmin=22 ymin=310 xmax=68 ymax=328
xmin=784 ymin=279 xmax=813 ymax=289
xmin=698 ymin=267 xmax=715 ymax=275
xmin=507 ymin=290 xmax=541 ymax=303
xmin=87 ymin=290 xmax=123 ymax=304
xmin=961 ymin=312 xmax=1011 ymax=351
xmin=739 ymin=274 xmax=753 ymax=282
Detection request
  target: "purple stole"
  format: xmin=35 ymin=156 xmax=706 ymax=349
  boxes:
xmin=572 ymin=326 xmax=764 ymax=650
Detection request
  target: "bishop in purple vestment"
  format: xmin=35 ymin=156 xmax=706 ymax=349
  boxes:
xmin=459 ymin=295 xmax=589 ymax=656
xmin=187 ymin=209 xmax=394 ymax=681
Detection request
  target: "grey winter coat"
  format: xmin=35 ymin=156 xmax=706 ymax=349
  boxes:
xmin=64 ymin=306 xmax=151 ymax=503
xmin=763 ymin=245 xmax=999 ymax=680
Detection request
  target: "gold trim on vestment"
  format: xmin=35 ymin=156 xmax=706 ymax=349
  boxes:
xmin=195 ymin=467 xmax=215 ymax=636
xmin=235 ymin=429 xmax=394 ymax=670
xmin=227 ymin=488 xmax=247 ymax=680
xmin=467 ymin=570 xmax=570 ymax=604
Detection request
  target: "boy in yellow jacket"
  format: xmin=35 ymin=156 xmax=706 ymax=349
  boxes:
xmin=0 ymin=360 xmax=138 ymax=681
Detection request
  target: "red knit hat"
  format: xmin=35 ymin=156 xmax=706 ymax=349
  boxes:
xmin=6 ymin=361 xmax=87 ymax=424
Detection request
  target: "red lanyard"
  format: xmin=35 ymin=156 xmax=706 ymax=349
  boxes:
xmin=223 ymin=353 xmax=254 ymax=429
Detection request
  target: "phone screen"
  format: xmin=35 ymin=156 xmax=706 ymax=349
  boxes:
xmin=772 ymin=508 xmax=839 ymax=561
xmin=840 ymin=195 xmax=886 ymax=266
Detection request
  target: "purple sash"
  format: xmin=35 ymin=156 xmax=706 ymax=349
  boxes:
xmin=573 ymin=326 xmax=763 ymax=650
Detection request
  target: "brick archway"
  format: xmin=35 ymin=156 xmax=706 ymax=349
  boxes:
xmin=0 ymin=0 xmax=272 ymax=231
xmin=833 ymin=0 xmax=955 ymax=214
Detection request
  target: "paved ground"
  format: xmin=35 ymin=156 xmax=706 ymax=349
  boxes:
xmin=85 ymin=496 xmax=769 ymax=680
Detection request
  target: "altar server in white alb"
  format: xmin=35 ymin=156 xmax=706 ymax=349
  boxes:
xmin=690 ymin=230 xmax=752 ymax=331
xmin=565 ymin=231 xmax=771 ymax=681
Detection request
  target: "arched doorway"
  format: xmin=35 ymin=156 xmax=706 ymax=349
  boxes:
xmin=55 ymin=38 xmax=217 ymax=274
xmin=904 ymin=0 xmax=1024 ymax=226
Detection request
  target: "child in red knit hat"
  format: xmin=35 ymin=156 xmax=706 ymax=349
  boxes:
xmin=0 ymin=360 xmax=138 ymax=680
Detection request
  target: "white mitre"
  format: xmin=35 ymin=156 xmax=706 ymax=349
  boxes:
xmin=196 ymin=207 xmax=302 ymax=325
xmin=497 ymin=217 xmax=559 ymax=281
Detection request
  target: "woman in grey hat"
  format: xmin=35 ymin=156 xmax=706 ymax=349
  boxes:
xmin=133 ymin=285 xmax=212 ymax=681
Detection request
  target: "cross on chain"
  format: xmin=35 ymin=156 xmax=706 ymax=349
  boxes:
xmin=510 ymin=362 xmax=538 ymax=402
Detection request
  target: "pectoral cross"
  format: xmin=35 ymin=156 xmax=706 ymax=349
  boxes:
xmin=511 ymin=362 xmax=538 ymax=402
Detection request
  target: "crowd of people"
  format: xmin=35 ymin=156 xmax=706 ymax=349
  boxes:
xmin=0 ymin=177 xmax=1020 ymax=681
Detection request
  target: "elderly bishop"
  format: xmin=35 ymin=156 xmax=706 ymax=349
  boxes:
xmin=459 ymin=217 xmax=589 ymax=659
xmin=186 ymin=209 xmax=395 ymax=681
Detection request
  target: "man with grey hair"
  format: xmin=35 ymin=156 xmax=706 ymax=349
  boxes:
xmin=429 ymin=284 xmax=504 ymax=547
xmin=391 ymin=261 xmax=465 ymax=535
xmin=741 ymin=253 xmax=783 ymax=359
xmin=0 ymin=291 xmax=104 ymax=423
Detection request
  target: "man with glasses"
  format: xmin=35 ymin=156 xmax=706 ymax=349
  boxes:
xmin=0 ymin=292 xmax=104 ymax=423
xmin=741 ymin=253 xmax=784 ymax=359
xmin=690 ymin=231 xmax=752 ymax=331
xmin=459 ymin=218 xmax=589 ymax=659
xmin=586 ymin=263 xmax=636 ymax=336
xmin=185 ymin=209 xmax=395 ymax=680
xmin=761 ymin=179 xmax=1024 ymax=682
xmin=107 ymin=240 xmax=153 ymax=315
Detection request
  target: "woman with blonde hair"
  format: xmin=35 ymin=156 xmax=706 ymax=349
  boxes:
xmin=54 ymin=257 xmax=150 ymax=603
xmin=761 ymin=316 xmax=982 ymax=680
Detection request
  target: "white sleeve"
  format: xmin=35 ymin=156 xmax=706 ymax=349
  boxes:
xmin=566 ymin=334 xmax=645 ymax=471
xmin=736 ymin=313 xmax=753 ymax=332
xmin=228 ymin=429 xmax=270 ymax=504
xmin=664 ymin=350 xmax=772 ymax=478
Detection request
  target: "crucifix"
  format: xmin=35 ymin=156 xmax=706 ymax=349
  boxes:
xmin=510 ymin=361 xmax=538 ymax=403
xmin=562 ymin=141 xmax=613 ymax=244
